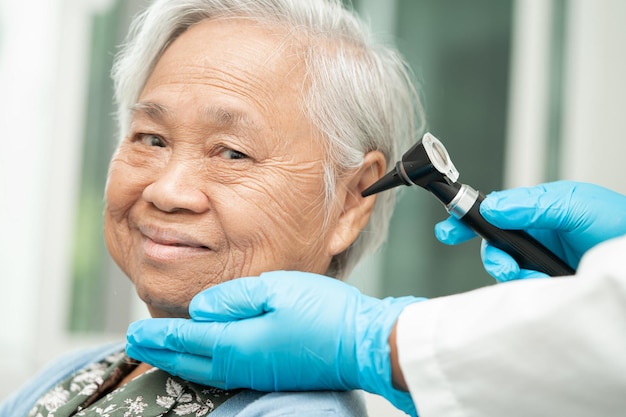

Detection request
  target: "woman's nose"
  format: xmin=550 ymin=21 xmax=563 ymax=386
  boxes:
xmin=142 ymin=160 xmax=211 ymax=213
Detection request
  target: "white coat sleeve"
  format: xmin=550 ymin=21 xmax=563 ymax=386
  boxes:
xmin=396 ymin=235 xmax=626 ymax=417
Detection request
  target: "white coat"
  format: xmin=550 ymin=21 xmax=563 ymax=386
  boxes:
xmin=397 ymin=234 xmax=626 ymax=417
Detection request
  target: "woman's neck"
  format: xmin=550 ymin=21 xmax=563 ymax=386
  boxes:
xmin=116 ymin=362 xmax=154 ymax=388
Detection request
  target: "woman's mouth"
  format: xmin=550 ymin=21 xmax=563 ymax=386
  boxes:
xmin=139 ymin=225 xmax=211 ymax=262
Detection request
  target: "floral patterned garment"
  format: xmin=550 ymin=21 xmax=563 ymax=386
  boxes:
xmin=28 ymin=350 xmax=241 ymax=417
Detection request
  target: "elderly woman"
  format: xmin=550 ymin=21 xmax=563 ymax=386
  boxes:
xmin=1 ymin=0 xmax=424 ymax=415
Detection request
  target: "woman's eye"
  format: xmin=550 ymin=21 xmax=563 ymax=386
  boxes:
xmin=136 ymin=133 xmax=166 ymax=148
xmin=218 ymin=148 xmax=248 ymax=160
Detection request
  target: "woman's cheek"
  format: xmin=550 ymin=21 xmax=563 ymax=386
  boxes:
xmin=105 ymin=163 xmax=138 ymax=215
xmin=106 ymin=151 xmax=161 ymax=213
xmin=227 ymin=180 xmax=326 ymax=252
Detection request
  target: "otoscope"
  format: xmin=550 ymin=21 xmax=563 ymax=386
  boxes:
xmin=362 ymin=132 xmax=575 ymax=277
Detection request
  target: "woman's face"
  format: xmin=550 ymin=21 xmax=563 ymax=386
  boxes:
xmin=104 ymin=19 xmax=377 ymax=318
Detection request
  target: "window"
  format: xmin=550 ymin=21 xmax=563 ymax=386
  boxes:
xmin=69 ymin=0 xmax=146 ymax=333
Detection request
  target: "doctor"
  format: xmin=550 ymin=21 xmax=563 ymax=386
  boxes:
xmin=126 ymin=180 xmax=626 ymax=417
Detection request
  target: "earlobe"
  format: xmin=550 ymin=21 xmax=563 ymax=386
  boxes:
xmin=327 ymin=151 xmax=387 ymax=256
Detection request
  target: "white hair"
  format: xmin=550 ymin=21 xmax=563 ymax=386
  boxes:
xmin=111 ymin=0 xmax=426 ymax=279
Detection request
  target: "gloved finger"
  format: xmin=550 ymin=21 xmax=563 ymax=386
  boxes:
xmin=127 ymin=318 xmax=226 ymax=356
xmin=480 ymin=241 xmax=520 ymax=282
xmin=191 ymin=271 xmax=340 ymax=321
xmin=190 ymin=276 xmax=270 ymax=321
xmin=434 ymin=216 xmax=477 ymax=245
xmin=125 ymin=344 xmax=225 ymax=388
xmin=481 ymin=241 xmax=548 ymax=281
xmin=479 ymin=183 xmax=573 ymax=230
xmin=517 ymin=269 xmax=550 ymax=280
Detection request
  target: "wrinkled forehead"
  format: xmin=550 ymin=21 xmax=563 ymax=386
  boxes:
xmin=135 ymin=20 xmax=300 ymax=112
xmin=145 ymin=17 xmax=311 ymax=102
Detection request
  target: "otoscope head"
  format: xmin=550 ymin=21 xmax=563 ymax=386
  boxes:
xmin=362 ymin=132 xmax=459 ymax=197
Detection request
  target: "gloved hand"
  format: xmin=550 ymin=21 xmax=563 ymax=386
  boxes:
xmin=435 ymin=181 xmax=626 ymax=281
xmin=126 ymin=271 xmax=423 ymax=416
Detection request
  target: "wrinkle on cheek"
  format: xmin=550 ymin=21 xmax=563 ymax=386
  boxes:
xmin=229 ymin=230 xmax=314 ymax=276
xmin=240 ymin=229 xmax=329 ymax=273
xmin=237 ymin=176 xmax=329 ymax=258
xmin=284 ymin=169 xmax=329 ymax=222
xmin=217 ymin=249 xmax=254 ymax=281
xmin=245 ymin=166 xmax=327 ymax=225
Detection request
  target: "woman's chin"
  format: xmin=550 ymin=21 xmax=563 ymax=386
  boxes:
xmin=144 ymin=299 xmax=191 ymax=319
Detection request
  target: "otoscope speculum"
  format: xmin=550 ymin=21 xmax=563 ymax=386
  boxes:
xmin=362 ymin=133 xmax=459 ymax=197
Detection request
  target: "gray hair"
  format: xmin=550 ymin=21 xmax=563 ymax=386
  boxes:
xmin=112 ymin=0 xmax=425 ymax=279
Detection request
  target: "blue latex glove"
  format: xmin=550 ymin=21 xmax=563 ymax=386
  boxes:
xmin=435 ymin=181 xmax=626 ymax=281
xmin=127 ymin=271 xmax=423 ymax=416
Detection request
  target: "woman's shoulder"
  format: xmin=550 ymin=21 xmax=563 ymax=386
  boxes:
xmin=214 ymin=390 xmax=368 ymax=417
xmin=0 ymin=341 xmax=125 ymax=417
xmin=28 ymin=341 xmax=126 ymax=387
xmin=1 ymin=344 xmax=368 ymax=417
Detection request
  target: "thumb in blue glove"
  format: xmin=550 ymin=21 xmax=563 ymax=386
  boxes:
xmin=127 ymin=271 xmax=424 ymax=416
xmin=435 ymin=181 xmax=626 ymax=281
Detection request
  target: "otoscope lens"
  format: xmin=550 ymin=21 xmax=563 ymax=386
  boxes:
xmin=421 ymin=132 xmax=460 ymax=182
xmin=430 ymin=141 xmax=449 ymax=166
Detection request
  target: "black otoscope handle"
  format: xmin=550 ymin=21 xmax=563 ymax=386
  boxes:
xmin=461 ymin=193 xmax=575 ymax=277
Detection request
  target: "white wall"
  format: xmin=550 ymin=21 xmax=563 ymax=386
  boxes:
xmin=504 ymin=0 xmax=554 ymax=187
xmin=560 ymin=0 xmax=626 ymax=194
xmin=1 ymin=0 xmax=66 ymax=388
xmin=0 ymin=0 xmax=117 ymax=395
xmin=504 ymin=0 xmax=626 ymax=192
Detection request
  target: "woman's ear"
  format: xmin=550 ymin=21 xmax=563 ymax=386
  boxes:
xmin=326 ymin=150 xmax=386 ymax=256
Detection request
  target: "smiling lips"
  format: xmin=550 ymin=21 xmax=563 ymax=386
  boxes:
xmin=139 ymin=225 xmax=210 ymax=262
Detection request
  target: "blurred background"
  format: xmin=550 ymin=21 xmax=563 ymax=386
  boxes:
xmin=1 ymin=0 xmax=625 ymax=414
